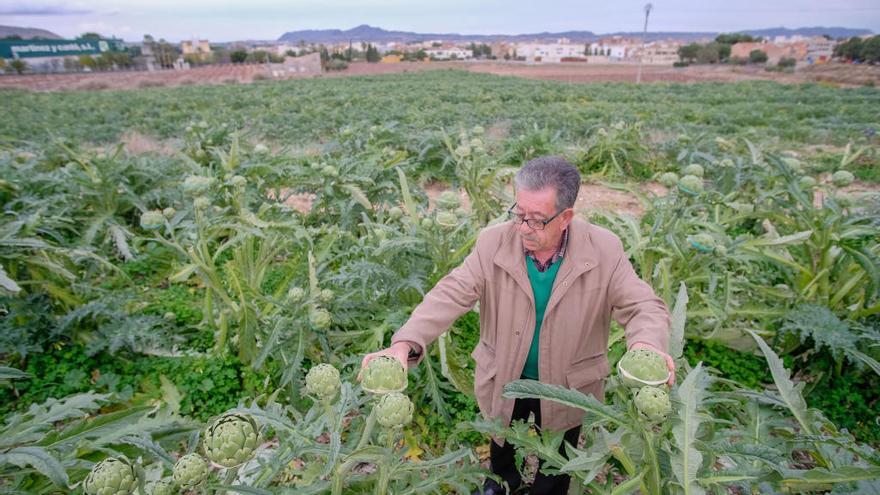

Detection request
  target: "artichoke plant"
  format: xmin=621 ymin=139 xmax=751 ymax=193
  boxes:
xmin=682 ymin=163 xmax=704 ymax=178
xmin=83 ymin=456 xmax=139 ymax=495
xmin=305 ymin=363 xmax=342 ymax=400
xmin=617 ymin=348 xmax=669 ymax=388
xmin=361 ymin=356 xmax=408 ymax=394
xmin=375 ymin=392 xmax=414 ymax=428
xmin=634 ymin=386 xmax=671 ymax=423
xmin=172 ymin=453 xmax=210 ymax=489
xmin=203 ymin=412 xmax=260 ymax=468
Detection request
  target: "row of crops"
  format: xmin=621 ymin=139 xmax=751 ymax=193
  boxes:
xmin=1 ymin=70 xmax=879 ymax=493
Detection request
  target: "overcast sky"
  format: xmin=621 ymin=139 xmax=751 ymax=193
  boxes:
xmin=2 ymin=0 xmax=878 ymax=42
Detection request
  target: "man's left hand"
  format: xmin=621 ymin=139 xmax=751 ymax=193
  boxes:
xmin=630 ymin=342 xmax=676 ymax=386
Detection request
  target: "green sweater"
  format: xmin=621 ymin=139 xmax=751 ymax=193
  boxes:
xmin=521 ymin=256 xmax=562 ymax=379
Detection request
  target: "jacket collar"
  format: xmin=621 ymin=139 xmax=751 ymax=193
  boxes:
xmin=492 ymin=217 xmax=600 ymax=300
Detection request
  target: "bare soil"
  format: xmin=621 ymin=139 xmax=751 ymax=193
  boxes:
xmin=3 ymin=60 xmax=877 ymax=92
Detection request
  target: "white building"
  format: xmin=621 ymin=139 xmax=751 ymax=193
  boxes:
xmin=515 ymin=43 xmax=586 ymax=63
xmin=425 ymin=48 xmax=471 ymax=60
xmin=588 ymin=42 xmax=630 ymax=60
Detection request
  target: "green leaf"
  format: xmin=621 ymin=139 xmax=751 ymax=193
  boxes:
xmin=669 ymin=282 xmax=689 ymax=359
xmin=0 ymin=366 xmax=29 ymax=381
xmin=159 ymin=375 xmax=182 ymax=415
xmin=670 ymin=363 xmax=708 ymax=495
xmin=0 ymin=265 xmax=21 ymax=293
xmin=342 ymin=184 xmax=372 ymax=210
xmin=747 ymin=330 xmax=815 ymax=436
xmin=0 ymin=446 xmax=68 ymax=487
xmin=502 ymin=380 xmax=626 ymax=427
xmin=782 ymin=466 xmax=880 ymax=487
xmin=610 ymin=472 xmax=645 ymax=495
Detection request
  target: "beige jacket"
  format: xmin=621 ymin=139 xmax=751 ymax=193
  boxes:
xmin=391 ymin=217 xmax=670 ymax=432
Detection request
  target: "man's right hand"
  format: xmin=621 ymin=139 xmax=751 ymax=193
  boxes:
xmin=358 ymin=341 xmax=412 ymax=381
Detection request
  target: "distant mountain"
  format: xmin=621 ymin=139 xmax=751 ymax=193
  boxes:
xmin=278 ymin=24 xmax=872 ymax=45
xmin=0 ymin=25 xmax=62 ymax=40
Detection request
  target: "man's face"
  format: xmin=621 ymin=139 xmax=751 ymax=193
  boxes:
xmin=512 ymin=187 xmax=573 ymax=253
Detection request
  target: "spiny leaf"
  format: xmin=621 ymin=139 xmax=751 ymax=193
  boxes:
xmin=0 ymin=446 xmax=68 ymax=487
xmin=670 ymin=363 xmax=708 ymax=495
xmin=669 ymin=282 xmax=689 ymax=359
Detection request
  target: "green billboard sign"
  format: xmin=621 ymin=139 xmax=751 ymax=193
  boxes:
xmin=0 ymin=39 xmax=125 ymax=59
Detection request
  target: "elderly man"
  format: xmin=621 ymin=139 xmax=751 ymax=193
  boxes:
xmin=362 ymin=156 xmax=673 ymax=495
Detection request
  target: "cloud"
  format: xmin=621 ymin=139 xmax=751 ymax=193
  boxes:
xmin=0 ymin=1 xmax=92 ymax=16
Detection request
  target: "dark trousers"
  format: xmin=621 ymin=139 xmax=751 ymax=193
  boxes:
xmin=490 ymin=397 xmax=581 ymax=495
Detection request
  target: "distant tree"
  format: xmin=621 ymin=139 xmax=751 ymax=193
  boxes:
xmin=79 ymin=55 xmax=97 ymax=70
xmin=9 ymin=59 xmax=28 ymax=74
xmin=366 ymin=43 xmax=380 ymax=63
xmin=696 ymin=43 xmax=721 ymax=64
xmin=268 ymin=52 xmax=285 ymax=63
xmin=0 ymin=58 xmax=6 ymax=71
xmin=153 ymin=39 xmax=179 ymax=68
xmin=230 ymin=50 xmax=248 ymax=64
xmin=3 ymin=35 xmax=23 ymax=40
xmin=80 ymin=32 xmax=103 ymax=40
xmin=319 ymin=46 xmax=330 ymax=67
xmin=715 ymin=33 xmax=758 ymax=45
xmin=834 ymin=37 xmax=864 ymax=61
xmin=718 ymin=43 xmax=731 ymax=61
xmin=777 ymin=57 xmax=796 ymax=68
xmin=285 ymin=49 xmax=297 ymax=57
xmin=861 ymin=35 xmax=880 ymax=63
xmin=415 ymin=49 xmax=427 ymax=61
xmin=248 ymin=50 xmax=269 ymax=63
xmin=822 ymin=34 xmax=833 ymax=40
xmin=677 ymin=43 xmax=699 ymax=63
xmin=748 ymin=49 xmax=768 ymax=64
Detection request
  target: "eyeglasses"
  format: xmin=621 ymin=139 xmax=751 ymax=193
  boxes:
xmin=506 ymin=203 xmax=565 ymax=231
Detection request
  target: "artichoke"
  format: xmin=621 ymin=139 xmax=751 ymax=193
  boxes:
xmin=362 ymin=355 xmax=408 ymax=394
xmin=203 ymin=412 xmax=260 ymax=467
xmin=617 ymin=348 xmax=669 ymax=388
xmin=420 ymin=217 xmax=434 ymax=229
xmin=799 ymin=176 xmax=817 ymax=189
xmin=193 ymin=196 xmax=211 ymax=211
xmin=162 ymin=207 xmax=177 ymax=219
xmin=634 ymin=386 xmax=671 ymax=423
xmin=388 ymin=206 xmax=404 ymax=220
xmin=83 ymin=456 xmax=139 ymax=495
xmin=310 ymin=308 xmax=332 ymax=330
xmin=375 ymin=392 xmax=414 ymax=428
xmin=254 ymin=143 xmax=269 ymax=154
xmin=140 ymin=210 xmax=165 ymax=230
xmin=145 ymin=480 xmax=175 ymax=495
xmin=682 ymin=163 xmax=704 ymax=178
xmin=472 ymin=125 xmax=485 ymax=135
xmin=321 ymin=165 xmax=339 ymax=178
xmin=832 ymin=170 xmax=854 ymax=188
xmin=688 ymin=233 xmax=716 ymax=253
xmin=230 ymin=175 xmax=247 ymax=188
xmin=183 ymin=175 xmax=215 ymax=195
xmin=319 ymin=288 xmax=334 ymax=304
xmin=436 ymin=211 xmax=459 ymax=229
xmin=305 ymin=363 xmax=341 ymax=400
xmin=658 ymin=172 xmax=679 ymax=187
xmin=172 ymin=453 xmax=209 ymax=489
xmin=436 ymin=191 xmax=461 ymax=211
xmin=678 ymin=175 xmax=704 ymax=195
xmin=287 ymin=286 xmax=306 ymax=303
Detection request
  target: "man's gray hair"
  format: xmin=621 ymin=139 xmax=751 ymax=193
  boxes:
xmin=514 ymin=156 xmax=581 ymax=211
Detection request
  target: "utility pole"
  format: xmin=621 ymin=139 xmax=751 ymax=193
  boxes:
xmin=636 ymin=3 xmax=653 ymax=84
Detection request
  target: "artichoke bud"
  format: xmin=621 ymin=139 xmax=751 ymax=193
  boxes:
xmin=146 ymin=480 xmax=175 ymax=495
xmin=832 ymin=170 xmax=854 ymax=188
xmin=310 ymin=308 xmax=332 ymax=330
xmin=436 ymin=211 xmax=459 ymax=229
xmin=362 ymin=356 xmax=407 ymax=394
xmin=287 ymin=286 xmax=306 ymax=303
xmin=321 ymin=165 xmax=339 ymax=178
xmin=305 ymin=363 xmax=341 ymax=400
xmin=388 ymin=206 xmax=404 ymax=220
xmin=617 ymin=348 xmax=670 ymax=389
xmin=634 ymin=386 xmax=671 ymax=423
xmin=172 ymin=453 xmax=210 ymax=489
xmin=420 ymin=217 xmax=434 ymax=229
xmin=682 ymin=163 xmax=704 ymax=178
xmin=140 ymin=210 xmax=165 ymax=230
xmin=375 ymin=392 xmax=414 ymax=428
xmin=183 ymin=175 xmax=215 ymax=195
xmin=658 ymin=172 xmax=679 ymax=187
xmin=319 ymin=288 xmax=334 ymax=304
xmin=436 ymin=191 xmax=461 ymax=210
xmin=162 ymin=207 xmax=177 ymax=219
xmin=799 ymin=176 xmax=817 ymax=189
xmin=203 ymin=413 xmax=259 ymax=467
xmin=193 ymin=197 xmax=211 ymax=211
xmin=230 ymin=175 xmax=247 ymax=188
xmin=678 ymin=175 xmax=704 ymax=195
xmin=84 ymin=456 xmax=139 ymax=495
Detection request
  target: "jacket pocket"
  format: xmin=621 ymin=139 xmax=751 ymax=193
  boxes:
xmin=471 ymin=343 xmax=497 ymax=417
xmin=565 ymin=353 xmax=610 ymax=390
